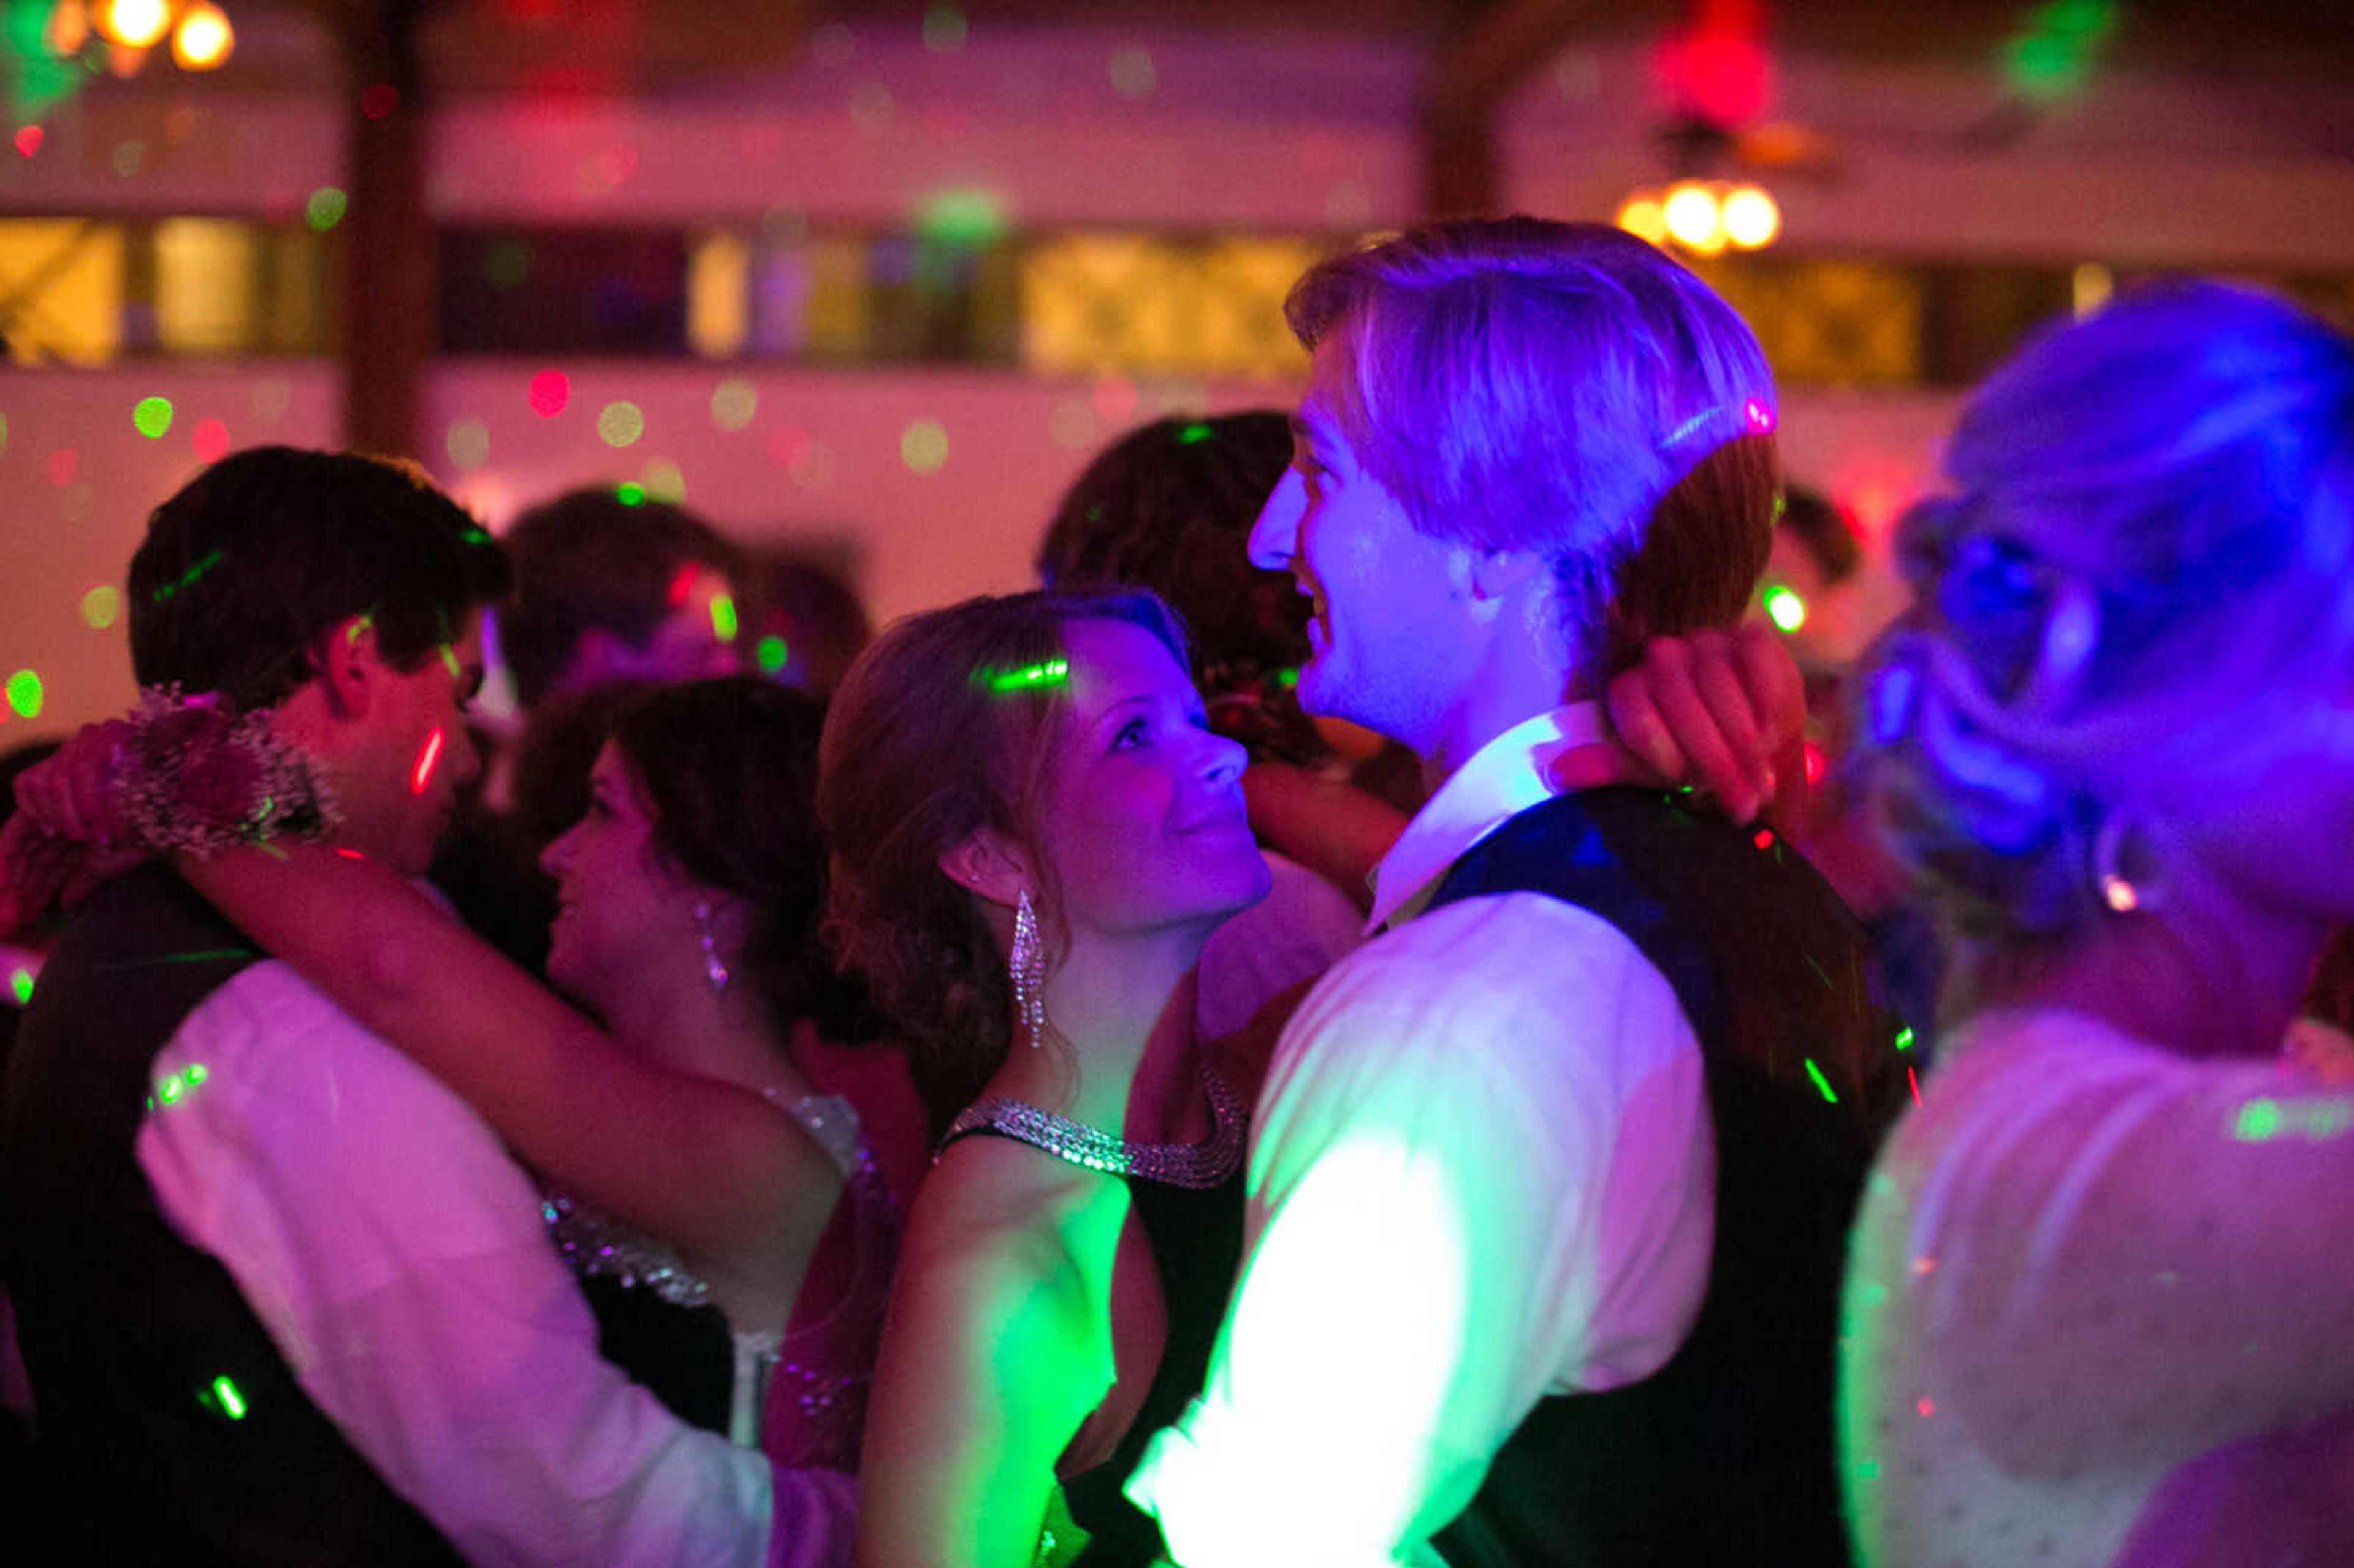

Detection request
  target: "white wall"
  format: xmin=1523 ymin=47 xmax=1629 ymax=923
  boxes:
xmin=3 ymin=14 xmax=2347 ymax=732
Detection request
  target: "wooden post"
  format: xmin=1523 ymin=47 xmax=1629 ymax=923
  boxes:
xmin=338 ymin=0 xmax=429 ymax=460
xmin=1423 ymin=0 xmax=1595 ymax=219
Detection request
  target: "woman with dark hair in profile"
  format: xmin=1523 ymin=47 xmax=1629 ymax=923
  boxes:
xmin=1841 ymin=283 xmax=2354 ymax=1566
xmin=21 ymin=677 xmax=901 ymax=1480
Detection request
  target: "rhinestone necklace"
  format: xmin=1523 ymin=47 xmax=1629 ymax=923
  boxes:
xmin=937 ymin=1064 xmax=1246 ymax=1188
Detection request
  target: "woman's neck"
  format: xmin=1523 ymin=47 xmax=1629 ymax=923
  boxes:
xmin=983 ymin=922 xmax=1213 ymax=1144
xmin=602 ymin=959 xmax=809 ymax=1101
xmin=1982 ymin=878 xmax=2325 ymax=1062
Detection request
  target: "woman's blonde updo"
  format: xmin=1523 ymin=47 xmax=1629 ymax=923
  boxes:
xmin=1857 ymin=281 xmax=2354 ymax=969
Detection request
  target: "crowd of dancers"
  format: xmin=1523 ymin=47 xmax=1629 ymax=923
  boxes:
xmin=1 ymin=216 xmax=2349 ymax=1567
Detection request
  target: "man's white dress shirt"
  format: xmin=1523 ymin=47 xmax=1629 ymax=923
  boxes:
xmin=137 ymin=955 xmax=853 ymax=1568
xmin=1130 ymin=704 xmax=1717 ymax=1567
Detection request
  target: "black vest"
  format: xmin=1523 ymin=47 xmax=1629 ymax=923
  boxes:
xmin=1426 ymin=789 xmax=1908 ymax=1568
xmin=0 ymin=867 xmax=466 ymax=1567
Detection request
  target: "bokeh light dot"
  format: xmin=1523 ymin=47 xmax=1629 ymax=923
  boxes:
xmin=710 ymin=379 xmax=758 ymax=432
xmin=922 ymin=5 xmax=967 ymax=51
xmin=527 ymin=369 xmax=570 ymax=417
xmin=1109 ymin=48 xmax=1156 ymax=97
xmin=642 ymin=458 xmax=686 ymax=503
xmin=790 ymin=442 xmax=837 ymax=491
xmin=191 ymin=416 xmax=231 ymax=464
xmin=768 ymin=427 xmax=811 ymax=469
xmin=6 ymin=670 xmax=44 ymax=720
xmin=901 ymin=419 xmax=949 ymax=474
xmin=81 ymin=585 xmax=121 ymax=629
xmin=132 ymin=396 xmax=174 ymax=438
xmin=305 ymin=187 xmax=348 ymax=232
xmin=810 ymin=21 xmax=855 ymax=66
xmin=1092 ymin=376 xmax=1138 ymax=423
xmin=598 ymin=401 xmax=646 ymax=448
xmin=59 ymin=482 xmax=93 ymax=525
xmin=445 ymin=417 xmax=490 ymax=471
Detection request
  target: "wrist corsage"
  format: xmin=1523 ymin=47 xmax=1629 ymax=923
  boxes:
xmin=114 ymin=687 xmax=340 ymax=859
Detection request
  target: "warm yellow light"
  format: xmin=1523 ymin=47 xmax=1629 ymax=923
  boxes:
xmin=172 ymin=2 xmax=233 ymax=70
xmin=93 ymin=0 xmax=170 ymax=49
xmin=1662 ymin=181 xmax=1726 ymax=254
xmin=1615 ymin=194 xmax=1669 ymax=247
xmin=43 ymin=0 xmax=90 ymax=56
xmin=1721 ymin=184 xmax=1781 ymax=249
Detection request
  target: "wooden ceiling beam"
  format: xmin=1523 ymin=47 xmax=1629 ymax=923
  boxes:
xmin=1423 ymin=0 xmax=1602 ymax=218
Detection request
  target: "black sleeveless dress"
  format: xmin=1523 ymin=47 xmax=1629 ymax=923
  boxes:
xmin=934 ymin=1127 xmax=1244 ymax=1567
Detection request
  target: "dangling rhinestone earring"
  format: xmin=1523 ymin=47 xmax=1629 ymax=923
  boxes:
xmin=692 ymin=900 xmax=730 ymax=990
xmin=2092 ymin=812 xmax=2159 ymax=916
xmin=1010 ymin=889 xmax=1048 ymax=1048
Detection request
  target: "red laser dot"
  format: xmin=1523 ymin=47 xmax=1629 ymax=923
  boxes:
xmin=666 ymin=563 xmax=699 ymax=609
xmin=45 ymin=448 xmax=79 ymax=487
xmin=1803 ymin=742 xmax=1827 ymax=787
xmin=15 ymin=126 xmax=43 ymax=158
xmin=191 ymin=417 xmax=231 ymax=465
xmin=1753 ymin=828 xmax=1774 ymax=850
xmin=335 ymin=848 xmax=367 ymax=860
xmin=409 ymin=728 xmax=446 ymax=796
xmin=1907 ymin=1065 xmax=1922 ymax=1106
xmin=527 ymin=370 xmax=569 ymax=417
xmin=360 ymin=83 xmax=399 ymax=120
xmin=1916 ymin=1398 xmax=1935 ymax=1418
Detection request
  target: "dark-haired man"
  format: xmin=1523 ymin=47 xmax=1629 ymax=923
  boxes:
xmin=0 ymin=449 xmax=831 ymax=1565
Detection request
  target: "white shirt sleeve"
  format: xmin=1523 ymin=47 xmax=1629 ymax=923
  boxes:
xmin=1131 ymin=893 xmax=1715 ymax=1568
xmin=136 ymin=960 xmax=804 ymax=1568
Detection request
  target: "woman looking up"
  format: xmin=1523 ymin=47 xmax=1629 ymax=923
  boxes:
xmin=821 ymin=590 xmax=1269 ymax=1568
xmin=1841 ymin=281 xmax=2354 ymax=1566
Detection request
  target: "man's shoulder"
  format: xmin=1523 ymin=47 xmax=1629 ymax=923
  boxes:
xmin=1282 ymin=890 xmax=1691 ymax=1090
xmin=159 ymin=961 xmax=514 ymax=1166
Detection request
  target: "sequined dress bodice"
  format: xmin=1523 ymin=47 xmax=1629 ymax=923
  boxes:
xmin=542 ymin=1090 xmax=898 ymax=1469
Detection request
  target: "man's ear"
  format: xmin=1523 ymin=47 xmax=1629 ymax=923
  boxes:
xmin=937 ymin=826 xmax=1035 ymax=913
xmin=1466 ymin=547 xmax=1547 ymax=602
xmin=311 ymin=615 xmax=381 ymax=721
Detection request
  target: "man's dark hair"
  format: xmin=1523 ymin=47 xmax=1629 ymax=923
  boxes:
xmin=498 ymin=489 xmax=747 ymax=709
xmin=1778 ymin=487 xmax=1862 ymax=587
xmin=128 ymin=447 xmax=512 ymax=712
xmin=1035 ymin=412 xmax=1307 ymax=683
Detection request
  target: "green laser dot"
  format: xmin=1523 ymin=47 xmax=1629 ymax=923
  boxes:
xmin=710 ymin=593 xmax=739 ymax=644
xmin=755 ymin=635 xmax=790 ymax=674
xmin=9 ymin=969 xmax=32 ymax=1005
xmin=983 ymin=658 xmax=1070 ymax=693
xmin=2234 ymin=1098 xmax=2282 ymax=1143
xmin=1804 ymin=1059 xmax=1838 ymax=1103
xmin=1894 ymin=1026 xmax=1914 ymax=1052
xmin=211 ymin=1374 xmax=248 ymax=1419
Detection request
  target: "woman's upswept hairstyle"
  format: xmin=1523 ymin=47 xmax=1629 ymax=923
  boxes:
xmin=1857 ymin=281 xmax=2354 ymax=957
xmin=817 ymin=588 xmax=1189 ymax=1136
xmin=1286 ymin=216 xmax=1780 ymax=681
